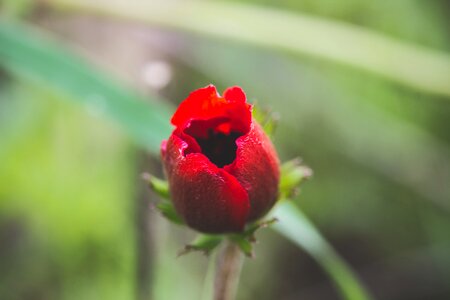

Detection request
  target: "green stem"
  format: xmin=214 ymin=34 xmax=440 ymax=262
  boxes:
xmin=214 ymin=240 xmax=244 ymax=300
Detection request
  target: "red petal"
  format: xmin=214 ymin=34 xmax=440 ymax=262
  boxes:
xmin=223 ymin=86 xmax=246 ymax=103
xmin=224 ymin=121 xmax=280 ymax=221
xmin=163 ymin=134 xmax=250 ymax=233
xmin=170 ymin=85 xmax=252 ymax=135
xmin=184 ymin=117 xmax=230 ymax=139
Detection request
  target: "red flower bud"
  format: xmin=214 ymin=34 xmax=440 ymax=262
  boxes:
xmin=161 ymin=85 xmax=280 ymax=233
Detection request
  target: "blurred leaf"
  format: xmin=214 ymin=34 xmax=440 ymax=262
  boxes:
xmin=0 ymin=81 xmax=137 ymax=299
xmin=271 ymin=201 xmax=373 ymax=300
xmin=1 ymin=0 xmax=34 ymax=18
xmin=0 ymin=21 xmax=173 ymax=154
xmin=49 ymin=0 xmax=450 ymax=97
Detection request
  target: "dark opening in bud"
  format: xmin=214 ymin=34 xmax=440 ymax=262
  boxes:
xmin=185 ymin=118 xmax=244 ymax=168
xmin=195 ymin=130 xmax=241 ymax=168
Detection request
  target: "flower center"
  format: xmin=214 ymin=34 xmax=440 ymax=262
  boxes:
xmin=195 ymin=129 xmax=241 ymax=168
xmin=184 ymin=118 xmax=244 ymax=168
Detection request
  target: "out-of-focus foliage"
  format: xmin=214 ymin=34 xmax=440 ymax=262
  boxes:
xmin=1 ymin=0 xmax=449 ymax=300
xmin=0 ymin=22 xmax=172 ymax=154
xmin=0 ymin=80 xmax=135 ymax=299
xmin=231 ymin=0 xmax=450 ymax=50
xmin=47 ymin=0 xmax=450 ymax=97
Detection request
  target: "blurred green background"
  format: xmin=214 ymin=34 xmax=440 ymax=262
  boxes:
xmin=1 ymin=0 xmax=449 ymax=299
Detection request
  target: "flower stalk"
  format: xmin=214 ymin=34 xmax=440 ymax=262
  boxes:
xmin=214 ymin=240 xmax=244 ymax=300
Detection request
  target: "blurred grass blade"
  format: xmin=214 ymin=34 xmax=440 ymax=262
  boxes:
xmin=48 ymin=0 xmax=450 ymax=97
xmin=0 ymin=21 xmax=172 ymax=154
xmin=271 ymin=201 xmax=373 ymax=300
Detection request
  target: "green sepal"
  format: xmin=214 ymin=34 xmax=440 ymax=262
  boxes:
xmin=142 ymin=172 xmax=170 ymax=199
xmin=230 ymin=218 xmax=278 ymax=257
xmin=230 ymin=235 xmax=254 ymax=257
xmin=252 ymin=103 xmax=279 ymax=137
xmin=178 ymin=234 xmax=223 ymax=256
xmin=177 ymin=217 xmax=279 ymax=258
xmin=142 ymin=173 xmax=183 ymax=224
xmin=156 ymin=200 xmax=184 ymax=225
xmin=279 ymin=158 xmax=312 ymax=201
xmin=244 ymin=218 xmax=278 ymax=240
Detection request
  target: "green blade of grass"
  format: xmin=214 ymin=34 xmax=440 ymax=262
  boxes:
xmin=47 ymin=0 xmax=450 ymax=97
xmin=0 ymin=21 xmax=173 ymax=154
xmin=271 ymin=201 xmax=373 ymax=300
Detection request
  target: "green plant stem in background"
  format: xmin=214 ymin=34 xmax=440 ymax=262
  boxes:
xmin=272 ymin=201 xmax=373 ymax=300
xmin=45 ymin=0 xmax=450 ymax=98
xmin=214 ymin=241 xmax=244 ymax=300
xmin=201 ymin=250 xmax=218 ymax=300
